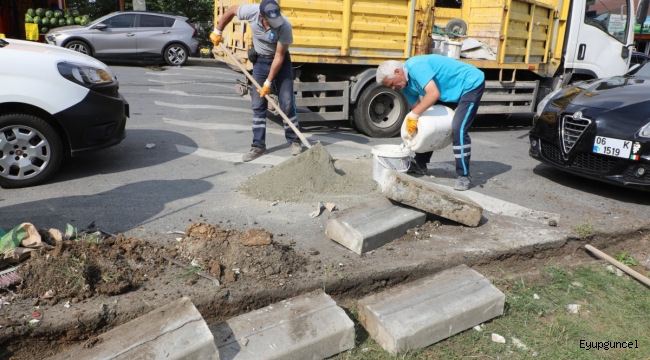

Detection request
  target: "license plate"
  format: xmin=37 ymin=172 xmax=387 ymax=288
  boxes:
xmin=592 ymin=136 xmax=632 ymax=158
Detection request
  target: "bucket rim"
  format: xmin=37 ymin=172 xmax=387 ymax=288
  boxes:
xmin=371 ymin=144 xmax=411 ymax=158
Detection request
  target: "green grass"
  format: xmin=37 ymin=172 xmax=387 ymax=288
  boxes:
xmin=332 ymin=265 xmax=650 ymax=359
xmin=613 ymin=251 xmax=639 ymax=267
xmin=573 ymin=220 xmax=595 ymax=237
xmin=176 ymin=264 xmax=205 ymax=278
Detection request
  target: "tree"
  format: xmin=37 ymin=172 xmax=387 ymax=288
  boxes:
xmin=144 ymin=0 xmax=213 ymax=23
xmin=65 ymin=0 xmax=120 ymax=20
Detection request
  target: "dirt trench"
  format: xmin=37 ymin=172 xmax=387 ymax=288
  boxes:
xmin=1 ymin=225 xmax=648 ymax=360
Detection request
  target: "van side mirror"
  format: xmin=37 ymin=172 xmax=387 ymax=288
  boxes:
xmin=93 ymin=23 xmax=108 ymax=30
xmin=637 ymin=0 xmax=650 ymax=25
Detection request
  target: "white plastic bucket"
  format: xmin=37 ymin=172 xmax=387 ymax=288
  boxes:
xmin=401 ymin=105 xmax=455 ymax=153
xmin=371 ymin=144 xmax=411 ymax=182
xmin=431 ymin=35 xmax=446 ymax=55
xmin=443 ymin=40 xmax=462 ymax=59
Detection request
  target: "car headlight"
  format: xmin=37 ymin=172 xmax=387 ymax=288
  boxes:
xmin=535 ymin=87 xmax=563 ymax=117
xmin=640 ymin=122 xmax=650 ymax=137
xmin=57 ymin=62 xmax=115 ymax=87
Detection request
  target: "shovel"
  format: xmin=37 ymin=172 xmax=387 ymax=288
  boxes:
xmin=218 ymin=43 xmax=311 ymax=149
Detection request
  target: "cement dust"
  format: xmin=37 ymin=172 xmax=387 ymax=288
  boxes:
xmin=239 ymin=142 xmax=378 ymax=203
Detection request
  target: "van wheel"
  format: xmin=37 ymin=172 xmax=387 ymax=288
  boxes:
xmin=352 ymin=82 xmax=408 ymax=138
xmin=65 ymin=40 xmax=93 ymax=56
xmin=164 ymin=44 xmax=188 ymax=66
xmin=0 ymin=114 xmax=63 ymax=188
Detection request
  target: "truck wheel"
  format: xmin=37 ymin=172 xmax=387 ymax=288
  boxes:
xmin=352 ymin=82 xmax=408 ymax=138
xmin=0 ymin=114 xmax=63 ymax=188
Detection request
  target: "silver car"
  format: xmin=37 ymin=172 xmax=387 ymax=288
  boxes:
xmin=45 ymin=11 xmax=199 ymax=66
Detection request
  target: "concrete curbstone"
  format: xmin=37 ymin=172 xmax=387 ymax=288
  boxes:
xmin=48 ymin=297 xmax=219 ymax=360
xmin=358 ymin=265 xmax=505 ymax=354
xmin=325 ymin=197 xmax=426 ymax=254
xmin=379 ymin=170 xmax=483 ymax=226
xmin=211 ymin=290 xmax=354 ymax=360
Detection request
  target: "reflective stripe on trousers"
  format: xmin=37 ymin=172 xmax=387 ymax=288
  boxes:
xmin=414 ymin=81 xmax=485 ymax=176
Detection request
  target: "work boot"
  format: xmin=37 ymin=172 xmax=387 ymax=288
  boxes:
xmin=407 ymin=160 xmax=427 ymax=175
xmin=290 ymin=140 xmax=303 ymax=156
xmin=242 ymin=146 xmax=266 ymax=162
xmin=454 ymin=175 xmax=472 ymax=191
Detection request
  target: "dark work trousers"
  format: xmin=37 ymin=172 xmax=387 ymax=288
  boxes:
xmin=414 ymin=81 xmax=485 ymax=176
xmin=250 ymin=53 xmax=300 ymax=149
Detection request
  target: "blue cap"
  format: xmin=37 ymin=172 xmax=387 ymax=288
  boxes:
xmin=259 ymin=0 xmax=283 ymax=28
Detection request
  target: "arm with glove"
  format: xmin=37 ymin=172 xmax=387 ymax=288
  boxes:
xmin=404 ymin=80 xmax=441 ymax=136
xmin=257 ymin=43 xmax=289 ymax=97
xmin=210 ymin=6 xmax=240 ymax=46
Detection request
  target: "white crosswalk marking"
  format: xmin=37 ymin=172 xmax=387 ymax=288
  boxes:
xmin=175 ymin=67 xmax=241 ymax=76
xmin=154 ymin=101 xmax=252 ymax=113
xmin=146 ymin=71 xmax=242 ymax=79
xmin=149 ymin=88 xmax=248 ymax=101
xmin=148 ymin=79 xmax=236 ymax=90
xmin=164 ymin=118 xmax=284 ymax=136
xmin=175 ymin=145 xmax=287 ymax=165
xmin=163 ymin=118 xmax=372 ymax=150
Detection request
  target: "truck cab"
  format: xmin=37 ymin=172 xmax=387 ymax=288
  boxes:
xmin=564 ymin=0 xmax=636 ymax=81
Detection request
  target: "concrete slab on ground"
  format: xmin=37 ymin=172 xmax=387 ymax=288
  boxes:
xmin=358 ymin=265 xmax=504 ymax=354
xmin=325 ymin=197 xmax=427 ymax=254
xmin=48 ymin=297 xmax=218 ymax=360
xmin=210 ymin=290 xmax=354 ymax=360
xmin=379 ymin=170 xmax=483 ymax=227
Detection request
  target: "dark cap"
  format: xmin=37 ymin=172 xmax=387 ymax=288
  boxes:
xmin=259 ymin=0 xmax=284 ymax=28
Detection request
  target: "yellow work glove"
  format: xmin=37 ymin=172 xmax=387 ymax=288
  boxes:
xmin=257 ymin=80 xmax=272 ymax=97
xmin=405 ymin=111 xmax=420 ymax=136
xmin=210 ymin=30 xmax=223 ymax=46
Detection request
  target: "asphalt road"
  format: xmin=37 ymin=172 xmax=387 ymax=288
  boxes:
xmin=1 ymin=62 xmax=648 ymax=245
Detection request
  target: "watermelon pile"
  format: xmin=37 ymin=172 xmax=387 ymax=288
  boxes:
xmin=25 ymin=8 xmax=91 ymax=34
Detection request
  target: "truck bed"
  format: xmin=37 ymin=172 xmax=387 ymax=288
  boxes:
xmin=214 ymin=0 xmax=565 ymax=77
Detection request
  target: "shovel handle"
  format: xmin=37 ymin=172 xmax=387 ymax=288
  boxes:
xmin=585 ymin=244 xmax=650 ymax=287
xmin=218 ymin=43 xmax=311 ymax=149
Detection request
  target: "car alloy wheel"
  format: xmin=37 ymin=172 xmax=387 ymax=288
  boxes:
xmin=65 ymin=40 xmax=91 ymax=56
xmin=164 ymin=44 xmax=188 ymax=66
xmin=0 ymin=114 xmax=63 ymax=188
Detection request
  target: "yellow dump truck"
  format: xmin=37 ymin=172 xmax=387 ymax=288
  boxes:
xmin=214 ymin=0 xmax=639 ymax=137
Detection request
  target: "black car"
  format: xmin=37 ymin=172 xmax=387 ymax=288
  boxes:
xmin=529 ymin=63 xmax=650 ymax=190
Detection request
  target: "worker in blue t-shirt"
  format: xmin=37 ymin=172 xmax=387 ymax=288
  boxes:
xmin=376 ymin=55 xmax=485 ymax=191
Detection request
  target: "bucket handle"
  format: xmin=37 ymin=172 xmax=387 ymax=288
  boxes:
xmin=376 ymin=155 xmax=412 ymax=172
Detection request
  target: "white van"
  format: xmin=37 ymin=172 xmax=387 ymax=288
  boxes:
xmin=0 ymin=38 xmax=129 ymax=188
